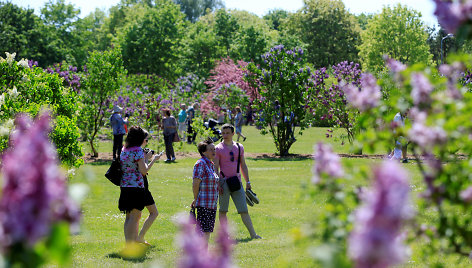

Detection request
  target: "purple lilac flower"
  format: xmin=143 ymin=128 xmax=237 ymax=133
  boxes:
xmin=433 ymin=0 xmax=466 ymax=34
xmin=342 ymin=73 xmax=381 ymax=112
xmin=408 ymin=119 xmax=447 ymax=149
xmin=176 ymin=214 xmax=234 ymax=268
xmin=349 ymin=161 xmax=413 ymax=268
xmin=410 ymin=73 xmax=433 ymax=106
xmin=460 ymin=186 xmax=472 ymax=203
xmin=0 ymin=112 xmax=80 ymax=251
xmin=312 ymin=143 xmax=344 ymax=184
xmin=384 ymin=57 xmax=406 ymax=73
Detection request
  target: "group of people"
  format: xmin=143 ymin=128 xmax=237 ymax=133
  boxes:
xmin=115 ymin=122 xmax=261 ymax=247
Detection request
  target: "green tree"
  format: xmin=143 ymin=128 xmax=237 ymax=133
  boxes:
xmin=181 ymin=20 xmax=223 ymax=77
xmin=172 ymin=0 xmax=223 ymax=22
xmin=263 ymin=9 xmax=289 ymax=31
xmin=79 ymin=48 xmax=126 ymax=157
xmin=40 ymin=0 xmax=83 ymax=66
xmin=358 ymin=4 xmax=432 ymax=72
xmin=0 ymin=2 xmax=48 ymax=65
xmin=119 ymin=0 xmax=186 ymax=79
xmin=245 ymin=45 xmax=314 ymax=156
xmin=285 ymin=0 xmax=360 ymax=68
xmin=214 ymin=9 xmax=240 ymax=52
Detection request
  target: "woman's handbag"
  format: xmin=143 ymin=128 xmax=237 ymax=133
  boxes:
xmin=173 ymin=133 xmax=181 ymax=142
xmin=221 ymin=143 xmax=242 ymax=192
xmin=105 ymin=159 xmax=122 ymax=186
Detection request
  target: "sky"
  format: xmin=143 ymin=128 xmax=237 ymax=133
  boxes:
xmin=11 ymin=0 xmax=439 ymax=27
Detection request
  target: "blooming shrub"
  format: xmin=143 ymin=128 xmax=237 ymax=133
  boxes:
xmin=0 ymin=52 xmax=83 ymax=167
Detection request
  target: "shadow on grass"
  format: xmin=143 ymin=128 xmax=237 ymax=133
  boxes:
xmin=106 ymin=246 xmax=161 ymax=263
xmin=87 ymin=159 xmax=112 ymax=166
xmin=248 ymin=154 xmax=312 ymax=162
xmin=236 ymin=237 xmax=253 ymax=244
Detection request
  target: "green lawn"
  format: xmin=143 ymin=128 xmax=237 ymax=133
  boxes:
xmin=70 ymin=127 xmax=472 ymax=267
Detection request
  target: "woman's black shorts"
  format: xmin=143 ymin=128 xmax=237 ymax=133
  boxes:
xmin=196 ymin=207 xmax=217 ymax=233
xmin=119 ymin=187 xmax=155 ymax=213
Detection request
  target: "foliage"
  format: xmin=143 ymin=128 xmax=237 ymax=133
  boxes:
xmin=245 ymin=45 xmax=314 ymax=156
xmin=46 ymin=63 xmax=84 ymax=93
xmin=358 ymin=4 xmax=432 ymax=72
xmin=78 ymin=48 xmax=125 ymax=157
xmin=124 ymin=73 xmax=174 ymax=95
xmin=285 ymin=0 xmax=360 ymax=68
xmin=263 ymin=9 xmax=289 ymax=31
xmin=0 ymin=52 xmax=83 ymax=167
xmin=119 ymin=0 xmax=186 ymax=79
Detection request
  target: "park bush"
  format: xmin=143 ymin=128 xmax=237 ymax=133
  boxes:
xmin=0 ymin=52 xmax=83 ymax=167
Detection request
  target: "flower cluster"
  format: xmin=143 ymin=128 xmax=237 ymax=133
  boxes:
xmin=433 ymin=0 xmax=472 ymax=34
xmin=349 ymin=161 xmax=413 ymax=268
xmin=312 ymin=143 xmax=344 ymax=184
xmin=408 ymin=112 xmax=447 ymax=149
xmin=176 ymin=214 xmax=234 ymax=268
xmin=46 ymin=63 xmax=83 ymax=93
xmin=341 ymin=73 xmax=381 ymax=112
xmin=0 ymin=112 xmax=80 ymax=251
xmin=411 ymin=73 xmax=434 ymax=107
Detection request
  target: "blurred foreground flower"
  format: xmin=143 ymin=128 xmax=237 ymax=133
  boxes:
xmin=175 ymin=213 xmax=235 ymax=268
xmin=349 ymin=161 xmax=413 ymax=268
xmin=0 ymin=112 xmax=80 ymax=265
xmin=312 ymin=143 xmax=344 ymax=184
xmin=341 ymin=73 xmax=381 ymax=112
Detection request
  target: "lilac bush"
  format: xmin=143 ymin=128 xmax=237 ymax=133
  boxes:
xmin=0 ymin=112 xmax=80 ymax=265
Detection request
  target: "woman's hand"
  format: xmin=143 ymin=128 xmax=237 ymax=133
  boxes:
xmin=152 ymin=153 xmax=161 ymax=162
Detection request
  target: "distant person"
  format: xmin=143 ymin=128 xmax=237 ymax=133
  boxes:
xmin=178 ymin=104 xmax=187 ymax=140
xmin=215 ymin=124 xmax=261 ymax=239
xmin=245 ymin=105 xmax=254 ymax=126
xmin=119 ymin=126 xmax=160 ymax=246
xmin=110 ymin=105 xmax=128 ymax=159
xmin=234 ymin=106 xmax=247 ymax=142
xmin=389 ymin=109 xmax=409 ymax=163
xmin=187 ymin=102 xmax=199 ymax=144
xmin=191 ymin=139 xmax=219 ymax=245
xmin=161 ymin=109 xmax=177 ymax=162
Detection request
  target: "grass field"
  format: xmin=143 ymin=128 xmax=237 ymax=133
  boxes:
xmin=70 ymin=126 xmax=472 ymax=267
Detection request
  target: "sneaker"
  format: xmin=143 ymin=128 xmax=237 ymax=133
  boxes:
xmin=165 ymin=159 xmax=172 ymax=163
xmin=402 ymin=159 xmax=408 ymax=163
xmin=246 ymin=189 xmax=259 ymax=204
xmin=246 ymin=195 xmax=254 ymax=206
xmin=243 ymin=137 xmax=247 ymax=142
xmin=251 ymin=234 xmax=262 ymax=239
xmin=171 ymin=157 xmax=176 ymax=161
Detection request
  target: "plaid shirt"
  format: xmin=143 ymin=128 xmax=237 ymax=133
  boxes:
xmin=193 ymin=157 xmax=219 ymax=210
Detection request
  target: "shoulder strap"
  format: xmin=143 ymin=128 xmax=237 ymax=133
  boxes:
xmin=236 ymin=143 xmax=240 ymax=174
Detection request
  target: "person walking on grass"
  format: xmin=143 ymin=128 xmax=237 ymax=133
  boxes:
xmin=161 ymin=109 xmax=177 ymax=162
xmin=110 ymin=105 xmax=128 ymax=159
xmin=187 ymin=102 xmax=199 ymax=144
xmin=388 ymin=109 xmax=410 ymax=163
xmin=234 ymin=106 xmax=247 ymax=142
xmin=119 ymin=126 xmax=160 ymax=246
xmin=191 ymin=139 xmax=219 ymax=246
xmin=214 ymin=124 xmax=261 ymax=240
xmin=178 ymin=104 xmax=187 ymax=140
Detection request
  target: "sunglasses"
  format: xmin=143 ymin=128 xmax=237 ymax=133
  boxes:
xmin=229 ymin=151 xmax=234 ymax=162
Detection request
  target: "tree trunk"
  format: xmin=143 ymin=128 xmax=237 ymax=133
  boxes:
xmin=90 ymin=136 xmax=98 ymax=157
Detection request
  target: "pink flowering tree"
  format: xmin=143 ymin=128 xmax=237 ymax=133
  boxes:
xmin=0 ymin=112 xmax=81 ymax=266
xmin=202 ymin=58 xmax=258 ymax=116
